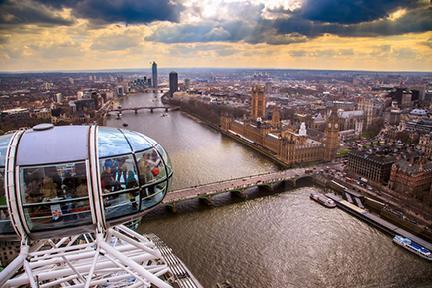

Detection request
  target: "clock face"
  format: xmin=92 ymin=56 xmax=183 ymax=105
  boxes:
xmin=335 ymin=123 xmax=339 ymax=129
xmin=328 ymin=123 xmax=332 ymax=128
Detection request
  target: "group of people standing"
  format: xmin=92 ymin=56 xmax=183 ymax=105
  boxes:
xmin=100 ymin=150 xmax=164 ymax=211
xmin=23 ymin=163 xmax=89 ymax=223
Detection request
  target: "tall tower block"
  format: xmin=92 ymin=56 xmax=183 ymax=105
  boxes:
xmin=152 ymin=61 xmax=158 ymax=88
xmin=324 ymin=109 xmax=340 ymax=161
xmin=169 ymin=71 xmax=178 ymax=97
xmin=251 ymin=85 xmax=266 ymax=120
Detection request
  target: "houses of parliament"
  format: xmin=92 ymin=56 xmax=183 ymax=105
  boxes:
xmin=220 ymin=85 xmax=340 ymax=166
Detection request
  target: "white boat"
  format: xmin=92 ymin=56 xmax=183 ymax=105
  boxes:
xmin=310 ymin=192 xmax=336 ymax=208
xmin=393 ymin=235 xmax=432 ymax=261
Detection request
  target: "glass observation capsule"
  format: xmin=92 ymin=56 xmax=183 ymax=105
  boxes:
xmin=0 ymin=124 xmax=172 ymax=240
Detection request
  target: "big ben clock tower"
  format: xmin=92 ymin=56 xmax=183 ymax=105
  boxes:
xmin=324 ymin=108 xmax=340 ymax=161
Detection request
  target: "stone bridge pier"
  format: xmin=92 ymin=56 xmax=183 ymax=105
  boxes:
xmin=257 ymin=184 xmax=273 ymax=193
xmin=294 ymin=175 xmax=314 ymax=187
xmin=166 ymin=202 xmax=177 ymax=213
xmin=230 ymin=189 xmax=247 ymax=199
xmin=198 ymin=194 xmax=214 ymax=206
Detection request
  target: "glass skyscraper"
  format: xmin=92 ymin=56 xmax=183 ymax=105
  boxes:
xmin=169 ymin=71 xmax=178 ymax=97
xmin=151 ymin=61 xmax=157 ymax=88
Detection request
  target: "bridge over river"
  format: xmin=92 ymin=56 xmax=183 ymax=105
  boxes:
xmin=163 ymin=164 xmax=331 ymax=212
xmin=108 ymin=106 xmax=180 ymax=114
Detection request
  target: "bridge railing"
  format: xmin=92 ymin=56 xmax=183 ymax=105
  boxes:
xmin=108 ymin=106 xmax=179 ymax=112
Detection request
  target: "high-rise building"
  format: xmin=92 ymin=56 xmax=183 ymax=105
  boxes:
xmin=265 ymin=82 xmax=272 ymax=94
xmin=184 ymin=79 xmax=190 ymax=91
xmin=251 ymin=85 xmax=266 ymax=120
xmin=116 ymin=86 xmax=125 ymax=97
xmin=55 ymin=93 xmax=63 ymax=103
xmin=152 ymin=62 xmax=158 ymax=88
xmin=169 ymin=71 xmax=178 ymax=97
xmin=324 ymin=109 xmax=340 ymax=161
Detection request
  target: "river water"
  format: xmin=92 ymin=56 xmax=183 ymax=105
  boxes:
xmin=106 ymin=92 xmax=432 ymax=288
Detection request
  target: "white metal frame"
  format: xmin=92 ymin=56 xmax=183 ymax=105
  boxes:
xmin=1 ymin=225 xmax=174 ymax=288
xmin=4 ymin=130 xmax=25 ymax=238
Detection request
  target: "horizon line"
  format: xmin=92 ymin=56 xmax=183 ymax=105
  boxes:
xmin=1 ymin=66 xmax=432 ymax=74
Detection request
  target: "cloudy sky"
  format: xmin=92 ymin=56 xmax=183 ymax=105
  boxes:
xmin=0 ymin=0 xmax=431 ymax=72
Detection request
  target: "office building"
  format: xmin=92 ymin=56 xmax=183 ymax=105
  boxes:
xmin=169 ymin=71 xmax=178 ymax=97
xmin=184 ymin=79 xmax=190 ymax=91
xmin=152 ymin=61 xmax=158 ymax=88
xmin=346 ymin=150 xmax=396 ymax=184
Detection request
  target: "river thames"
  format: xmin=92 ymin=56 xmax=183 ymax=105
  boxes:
xmin=106 ymin=92 xmax=432 ymax=288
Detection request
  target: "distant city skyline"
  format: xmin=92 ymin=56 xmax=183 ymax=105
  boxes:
xmin=0 ymin=0 xmax=431 ymax=72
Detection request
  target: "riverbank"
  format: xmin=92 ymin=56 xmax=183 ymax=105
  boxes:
xmin=326 ymin=193 xmax=432 ymax=251
xmin=168 ymin=101 xmax=326 ymax=170
xmin=319 ymin=177 xmax=432 ymax=243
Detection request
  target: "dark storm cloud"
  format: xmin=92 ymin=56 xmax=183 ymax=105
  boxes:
xmin=300 ymin=0 xmax=418 ymax=24
xmin=146 ymin=1 xmax=431 ymax=44
xmin=275 ymin=6 xmax=432 ymax=37
xmin=0 ymin=0 xmax=74 ymax=27
xmin=145 ymin=19 xmax=308 ymax=45
xmin=36 ymin=0 xmax=183 ymax=24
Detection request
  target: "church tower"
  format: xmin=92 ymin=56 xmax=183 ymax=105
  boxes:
xmin=324 ymin=109 xmax=340 ymax=161
xmin=251 ymin=85 xmax=266 ymax=120
xmin=271 ymin=106 xmax=281 ymax=128
xmin=220 ymin=114 xmax=231 ymax=131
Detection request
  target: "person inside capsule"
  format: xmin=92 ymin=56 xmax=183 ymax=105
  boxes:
xmin=22 ymin=161 xmax=91 ymax=227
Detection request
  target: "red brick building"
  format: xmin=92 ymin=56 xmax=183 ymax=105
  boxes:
xmin=388 ymin=158 xmax=432 ymax=208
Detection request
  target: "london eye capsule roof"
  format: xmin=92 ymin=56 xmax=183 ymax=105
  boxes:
xmin=0 ymin=124 xmax=172 ymax=240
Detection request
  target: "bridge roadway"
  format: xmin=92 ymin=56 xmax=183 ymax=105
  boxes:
xmin=108 ymin=106 xmax=180 ymax=113
xmin=163 ymin=166 xmax=324 ymax=205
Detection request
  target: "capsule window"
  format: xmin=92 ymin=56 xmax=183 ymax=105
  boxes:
xmin=155 ymin=144 xmax=172 ymax=175
xmin=0 ymin=168 xmax=14 ymax=234
xmin=140 ymin=180 xmax=168 ymax=211
xmin=136 ymin=148 xmax=166 ymax=186
xmin=99 ymin=154 xmax=140 ymax=220
xmin=0 ymin=134 xmax=13 ymax=166
xmin=19 ymin=162 xmax=91 ymax=232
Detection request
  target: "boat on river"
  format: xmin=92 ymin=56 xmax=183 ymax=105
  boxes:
xmin=310 ymin=192 xmax=336 ymax=208
xmin=393 ymin=235 xmax=432 ymax=261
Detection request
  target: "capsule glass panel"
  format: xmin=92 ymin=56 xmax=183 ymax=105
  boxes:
xmin=140 ymin=180 xmax=168 ymax=211
xmin=98 ymin=127 xmax=132 ymax=158
xmin=20 ymin=161 xmax=91 ymax=232
xmin=120 ymin=129 xmax=152 ymax=152
xmin=99 ymin=154 xmax=140 ymax=220
xmin=0 ymin=134 xmax=13 ymax=166
xmin=0 ymin=168 xmax=14 ymax=234
xmin=136 ymin=148 xmax=167 ymax=186
xmin=155 ymin=144 xmax=172 ymax=175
